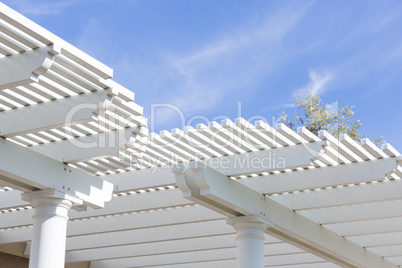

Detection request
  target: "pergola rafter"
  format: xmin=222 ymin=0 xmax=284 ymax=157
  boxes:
xmin=0 ymin=3 xmax=402 ymax=268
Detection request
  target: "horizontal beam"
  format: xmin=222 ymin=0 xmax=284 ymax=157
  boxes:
xmin=299 ymin=199 xmax=402 ymax=224
xmin=347 ymin=232 xmax=402 ymax=248
xmin=68 ymin=234 xmax=237 ymax=262
xmin=387 ymin=257 xmax=402 ymax=266
xmin=66 ymin=236 xmax=301 ymax=263
xmin=89 ymin=248 xmax=326 ymax=268
xmin=206 ymin=141 xmax=326 ymax=176
xmin=324 ymin=217 xmax=402 ymax=237
xmin=365 ymin=244 xmax=402 ymax=258
xmin=65 ymin=220 xmax=238 ymax=251
xmin=270 ymin=178 xmax=402 ymax=211
xmin=104 ymin=142 xmax=328 ymax=194
xmin=0 ymin=137 xmax=113 ymax=208
xmin=0 ymin=45 xmax=57 ymax=90
xmin=87 ymin=247 xmax=234 ymax=268
xmin=105 ymin=167 xmax=177 ymax=192
xmin=0 ymin=2 xmax=113 ymax=78
xmin=0 ymin=189 xmax=28 ymax=210
xmin=0 ymin=188 xmax=191 ymax=229
xmin=0 ymin=204 xmax=223 ymax=244
xmin=241 ymin=157 xmax=397 ymax=194
xmin=29 ymin=127 xmax=140 ymax=163
xmin=173 ymin=162 xmax=398 ymax=268
xmin=0 ymin=88 xmax=119 ymax=137
xmin=149 ymin=261 xmax=336 ymax=268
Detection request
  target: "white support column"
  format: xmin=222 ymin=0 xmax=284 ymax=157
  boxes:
xmin=227 ymin=215 xmax=268 ymax=268
xmin=22 ymin=189 xmax=82 ymax=268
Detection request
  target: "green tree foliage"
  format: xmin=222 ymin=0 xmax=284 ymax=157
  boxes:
xmin=280 ymin=92 xmax=384 ymax=145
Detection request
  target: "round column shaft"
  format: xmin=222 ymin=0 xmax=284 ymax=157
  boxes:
xmin=23 ymin=191 xmax=73 ymax=268
xmin=227 ymin=216 xmax=268 ymax=268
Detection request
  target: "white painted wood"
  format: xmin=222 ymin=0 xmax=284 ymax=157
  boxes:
xmin=65 ymin=220 xmax=239 ymax=251
xmin=227 ymin=215 xmax=269 ymax=268
xmin=105 ymin=165 xmax=176 ymax=192
xmin=240 ymin=157 xmax=397 ymax=194
xmin=172 ymin=127 xmax=217 ymax=157
xmin=272 ymin=263 xmax=339 ymax=268
xmin=300 ymin=199 xmax=402 ymax=224
xmin=236 ymin=118 xmax=277 ymax=148
xmin=324 ymin=217 xmax=402 ymax=237
xmin=148 ymin=133 xmax=189 ymax=163
xmin=270 ymin=178 xmax=402 ymax=210
xmin=361 ymin=138 xmax=389 ymax=159
xmin=340 ymin=134 xmax=375 ymax=160
xmin=2 ymin=4 xmax=402 ymax=267
xmin=366 ymin=244 xmax=402 ymax=258
xmin=222 ymin=119 xmax=266 ymax=150
xmin=297 ymin=127 xmax=321 ymax=142
xmin=22 ymin=190 xmax=73 ymax=268
xmin=0 ymin=204 xmax=224 ymax=244
xmin=0 ymin=188 xmax=191 ymax=229
xmin=255 ymin=120 xmax=290 ymax=147
xmin=347 ymin=232 xmax=402 ymax=248
xmin=0 ymin=22 xmax=41 ymax=49
xmin=68 ymin=235 xmax=239 ymax=263
xmin=319 ymin=130 xmax=362 ymax=162
xmin=322 ymin=144 xmax=348 ymax=164
xmin=175 ymin=163 xmax=398 ymax=267
xmin=0 ymin=89 xmax=113 ymax=137
xmin=0 ymin=45 xmax=56 ymax=90
xmin=383 ymin=143 xmax=401 ymax=157
xmin=192 ymin=124 xmax=234 ymax=155
xmin=29 ymin=127 xmax=140 ymax=162
xmin=67 ymin=236 xmax=302 ymax=263
xmin=88 ymin=249 xmax=331 ymax=268
xmin=0 ymin=189 xmax=28 ymax=210
xmin=0 ymin=138 xmax=114 ymax=208
xmin=156 ymin=131 xmax=198 ymax=160
xmin=209 ymin=141 xmax=325 ymax=177
xmin=0 ymin=3 xmax=113 ymax=78
xmin=276 ymin=123 xmax=303 ymax=144
xmin=385 ymin=257 xmax=402 ymax=267
xmin=160 ymin=129 xmax=210 ymax=159
xmin=151 ymin=260 xmax=338 ymax=268
xmin=209 ymin=120 xmax=254 ymax=153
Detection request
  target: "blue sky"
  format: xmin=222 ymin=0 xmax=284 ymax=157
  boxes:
xmin=3 ymin=0 xmax=402 ymax=150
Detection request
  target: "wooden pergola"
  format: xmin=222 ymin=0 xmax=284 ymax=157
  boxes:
xmin=0 ymin=3 xmax=401 ymax=268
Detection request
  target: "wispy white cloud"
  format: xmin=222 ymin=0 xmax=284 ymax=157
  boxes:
xmin=74 ymin=18 xmax=110 ymax=58
xmin=162 ymin=2 xmax=313 ymax=114
xmin=67 ymin=1 xmax=314 ymax=130
xmin=296 ymin=69 xmax=334 ymax=97
xmin=383 ymin=44 xmax=402 ymax=63
xmin=337 ymin=3 xmax=402 ymax=48
xmin=272 ymin=68 xmax=334 ymax=116
xmin=5 ymin=0 xmax=80 ymax=15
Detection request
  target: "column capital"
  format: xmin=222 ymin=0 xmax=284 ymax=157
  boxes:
xmin=227 ymin=215 xmax=270 ymax=267
xmin=22 ymin=189 xmax=78 ymax=268
xmin=21 ymin=188 xmax=83 ymax=206
xmin=226 ymin=215 xmax=272 ymax=231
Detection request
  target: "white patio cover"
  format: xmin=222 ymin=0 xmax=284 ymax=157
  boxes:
xmin=0 ymin=3 xmax=401 ymax=268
